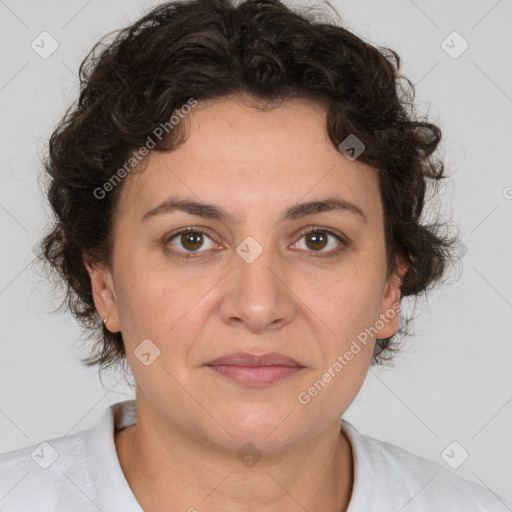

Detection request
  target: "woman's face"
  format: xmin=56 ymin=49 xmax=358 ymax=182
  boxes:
xmin=89 ymin=96 xmax=405 ymax=452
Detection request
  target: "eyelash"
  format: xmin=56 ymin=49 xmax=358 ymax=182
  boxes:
xmin=164 ymin=226 xmax=348 ymax=259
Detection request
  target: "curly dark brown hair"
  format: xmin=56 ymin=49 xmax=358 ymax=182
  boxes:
xmin=39 ymin=0 xmax=458 ymax=373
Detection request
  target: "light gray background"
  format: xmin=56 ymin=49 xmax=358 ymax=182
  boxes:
xmin=1 ymin=0 xmax=511 ymax=502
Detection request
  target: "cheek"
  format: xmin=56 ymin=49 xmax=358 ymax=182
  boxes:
xmin=296 ymin=275 xmax=378 ymax=413
xmin=304 ymin=260 xmax=385 ymax=339
xmin=113 ymin=254 xmax=215 ymax=351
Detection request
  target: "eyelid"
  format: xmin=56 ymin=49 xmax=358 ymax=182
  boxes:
xmin=295 ymin=225 xmax=349 ymax=245
xmin=164 ymin=226 xmax=217 ymax=245
xmin=164 ymin=226 xmax=221 ymax=256
xmin=290 ymin=225 xmax=348 ymax=257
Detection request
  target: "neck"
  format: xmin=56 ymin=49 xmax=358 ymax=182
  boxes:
xmin=115 ymin=405 xmax=354 ymax=512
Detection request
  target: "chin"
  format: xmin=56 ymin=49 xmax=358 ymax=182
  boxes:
xmin=204 ymin=406 xmax=308 ymax=454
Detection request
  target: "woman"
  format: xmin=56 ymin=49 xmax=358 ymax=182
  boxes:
xmin=0 ymin=0 xmax=509 ymax=510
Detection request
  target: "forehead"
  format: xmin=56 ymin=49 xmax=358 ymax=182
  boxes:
xmin=117 ymin=97 xmax=382 ymax=226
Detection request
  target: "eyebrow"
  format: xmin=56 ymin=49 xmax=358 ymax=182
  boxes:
xmin=141 ymin=195 xmax=368 ymax=225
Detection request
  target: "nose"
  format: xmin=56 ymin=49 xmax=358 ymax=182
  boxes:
xmin=218 ymin=240 xmax=299 ymax=334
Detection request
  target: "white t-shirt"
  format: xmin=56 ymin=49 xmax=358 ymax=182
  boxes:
xmin=0 ymin=399 xmax=510 ymax=511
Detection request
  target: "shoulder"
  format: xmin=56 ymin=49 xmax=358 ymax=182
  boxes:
xmin=0 ymin=429 xmax=96 ymax=511
xmin=0 ymin=400 xmax=140 ymax=512
xmin=342 ymin=420 xmax=512 ymax=511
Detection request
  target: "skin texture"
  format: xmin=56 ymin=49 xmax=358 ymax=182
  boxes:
xmin=86 ymin=96 xmax=407 ymax=512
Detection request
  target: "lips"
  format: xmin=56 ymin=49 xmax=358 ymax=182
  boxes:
xmin=205 ymin=352 xmax=303 ymax=367
xmin=204 ymin=352 xmax=305 ymax=386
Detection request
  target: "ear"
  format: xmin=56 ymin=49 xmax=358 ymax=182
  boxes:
xmin=83 ymin=253 xmax=121 ymax=333
xmin=376 ymin=253 xmax=409 ymax=339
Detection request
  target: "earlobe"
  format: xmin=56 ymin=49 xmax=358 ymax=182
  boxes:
xmin=376 ymin=254 xmax=409 ymax=339
xmin=83 ymin=254 xmax=121 ymax=333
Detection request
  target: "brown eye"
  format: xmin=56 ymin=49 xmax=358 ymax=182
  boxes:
xmin=304 ymin=231 xmax=328 ymax=251
xmin=166 ymin=228 xmax=217 ymax=256
xmin=180 ymin=231 xmax=204 ymax=251
xmin=293 ymin=228 xmax=347 ymax=257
